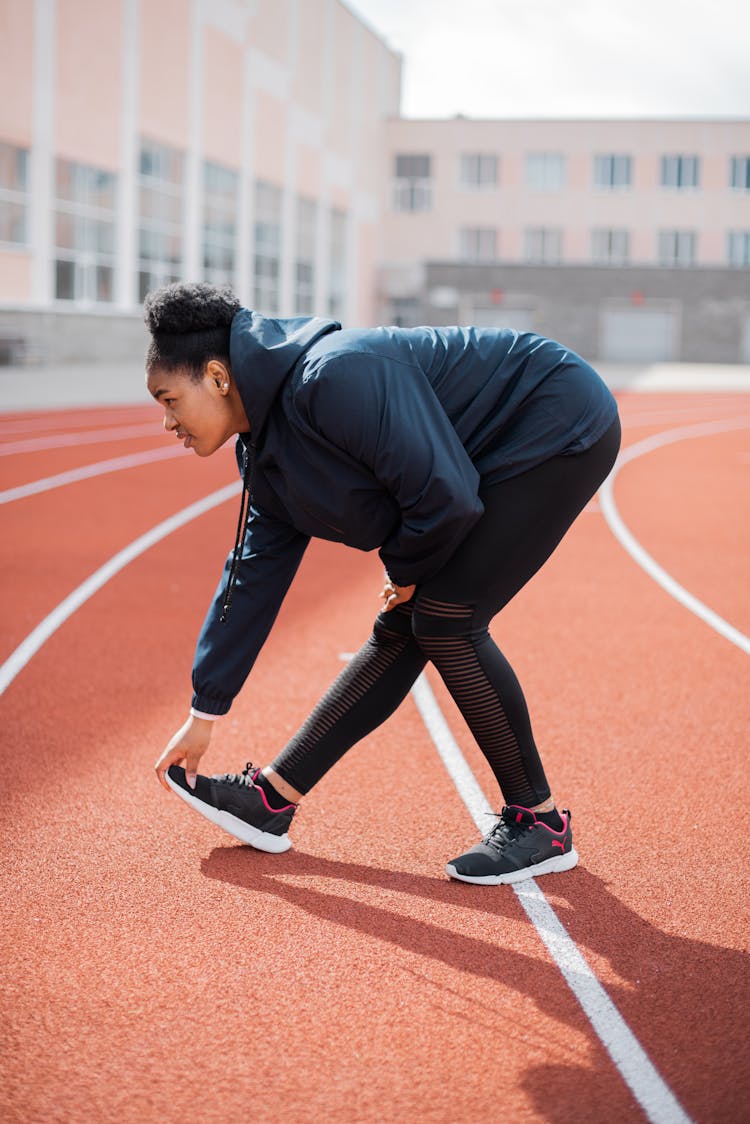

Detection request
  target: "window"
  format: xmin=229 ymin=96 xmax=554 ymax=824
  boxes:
xmin=138 ymin=139 xmax=184 ymax=302
xmin=730 ymin=156 xmax=750 ymax=190
xmin=393 ymin=154 xmax=432 ymax=212
xmin=658 ymin=229 xmax=696 ymax=266
xmin=661 ymin=155 xmax=700 ymax=189
xmin=328 ymin=207 xmax=347 ymax=320
xmin=54 ymin=159 xmax=117 ymax=302
xmin=389 ymin=297 xmax=420 ymax=328
xmin=593 ymin=154 xmax=632 ymax=189
xmin=294 ymin=196 xmax=316 ymax=315
xmin=459 ymin=227 xmax=497 ymax=262
xmin=525 ymin=154 xmax=565 ymax=191
xmin=524 ymin=227 xmax=562 ymax=264
xmin=459 ymin=153 xmax=498 ymax=188
xmin=254 ymin=180 xmax=281 ymax=314
xmin=0 ymin=142 xmax=29 ymax=245
xmin=592 ymin=229 xmax=630 ymax=265
xmin=202 ymin=161 xmax=238 ymax=287
xmin=728 ymin=231 xmax=750 ymax=267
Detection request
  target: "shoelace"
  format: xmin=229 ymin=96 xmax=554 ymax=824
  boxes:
xmin=482 ymin=811 xmax=529 ymax=852
xmin=212 ymin=761 xmax=257 ymax=787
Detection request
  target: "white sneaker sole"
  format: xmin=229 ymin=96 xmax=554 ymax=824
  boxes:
xmin=165 ymin=772 xmax=292 ymax=853
xmin=445 ymin=846 xmax=578 ymax=885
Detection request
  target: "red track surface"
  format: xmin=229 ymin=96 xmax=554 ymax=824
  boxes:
xmin=2 ymin=393 xmax=749 ymax=1123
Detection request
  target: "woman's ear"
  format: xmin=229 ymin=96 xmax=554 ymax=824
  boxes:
xmin=206 ymin=359 xmax=231 ymax=394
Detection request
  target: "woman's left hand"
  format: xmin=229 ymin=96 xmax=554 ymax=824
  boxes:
xmin=381 ymin=574 xmax=416 ymax=612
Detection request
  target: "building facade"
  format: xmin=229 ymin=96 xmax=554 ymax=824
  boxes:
xmin=1 ymin=2 xmax=749 ymax=365
xmin=0 ymin=0 xmax=401 ymax=361
xmin=379 ymin=117 xmax=750 ymax=362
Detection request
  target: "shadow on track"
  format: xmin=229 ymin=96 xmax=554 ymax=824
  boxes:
xmin=202 ymin=847 xmax=750 ymax=1123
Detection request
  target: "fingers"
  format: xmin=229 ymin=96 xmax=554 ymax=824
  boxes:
xmin=380 ymin=578 xmax=396 ymax=612
xmin=183 ymin=751 xmax=202 ymax=791
xmin=379 ymin=581 xmax=416 ymax=612
xmin=154 ymin=746 xmax=179 ymax=793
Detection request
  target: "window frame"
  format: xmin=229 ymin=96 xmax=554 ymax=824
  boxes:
xmin=0 ymin=142 xmax=30 ymax=248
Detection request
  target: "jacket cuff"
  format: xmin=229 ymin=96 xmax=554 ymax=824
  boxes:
xmin=191 ymin=691 xmax=232 ymax=716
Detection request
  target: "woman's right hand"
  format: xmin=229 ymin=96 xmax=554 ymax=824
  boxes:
xmin=154 ymin=715 xmax=215 ymax=792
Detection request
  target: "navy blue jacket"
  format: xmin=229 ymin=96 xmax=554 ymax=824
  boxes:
xmin=191 ymin=311 xmax=618 ymax=714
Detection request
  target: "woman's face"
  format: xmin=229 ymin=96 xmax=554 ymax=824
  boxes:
xmin=147 ymin=361 xmax=239 ymax=457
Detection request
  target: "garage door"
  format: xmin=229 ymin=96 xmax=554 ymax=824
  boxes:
xmin=742 ymin=316 xmax=750 ymax=363
xmin=600 ymin=307 xmax=677 ymax=362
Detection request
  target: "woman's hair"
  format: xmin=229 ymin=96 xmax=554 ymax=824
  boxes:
xmin=144 ymin=281 xmax=241 ymax=380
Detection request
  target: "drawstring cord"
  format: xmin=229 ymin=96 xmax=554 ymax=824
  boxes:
xmin=220 ymin=440 xmax=256 ymax=623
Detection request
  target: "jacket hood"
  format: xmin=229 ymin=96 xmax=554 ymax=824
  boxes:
xmin=229 ymin=309 xmax=340 ymax=439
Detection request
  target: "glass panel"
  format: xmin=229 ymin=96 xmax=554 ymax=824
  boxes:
xmin=526 ymin=154 xmax=565 ymax=190
xmin=139 ymin=184 xmax=160 ymax=219
xmin=0 ymin=143 xmax=28 ymax=191
xmin=55 ymin=259 xmax=76 ymax=300
xmin=54 ymin=210 xmax=77 ymax=249
xmin=55 ymin=159 xmax=79 ymax=201
xmin=0 ymin=200 xmax=26 ymax=243
xmin=167 ymin=233 xmax=181 ymax=264
xmin=90 ymin=218 xmax=115 ymax=255
xmin=95 ymin=265 xmax=114 ymax=302
xmin=91 ymin=170 xmax=116 ymax=210
xmin=140 ymin=145 xmax=156 ymax=177
xmin=255 ymin=180 xmax=282 ymax=220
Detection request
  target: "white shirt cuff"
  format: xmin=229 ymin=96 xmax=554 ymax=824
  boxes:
xmin=190 ymin=707 xmax=221 ymax=721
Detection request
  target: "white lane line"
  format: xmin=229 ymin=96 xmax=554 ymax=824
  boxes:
xmin=410 ymin=673 xmax=693 ymax=1124
xmin=599 ymin=417 xmax=750 ymax=656
xmin=0 ymin=445 xmax=187 ymax=503
xmin=0 ymin=480 xmax=240 ymax=697
xmin=0 ymin=408 xmax=153 ymax=437
xmin=0 ymin=422 xmax=160 ymax=455
xmin=619 ymin=407 xmax=745 ymax=428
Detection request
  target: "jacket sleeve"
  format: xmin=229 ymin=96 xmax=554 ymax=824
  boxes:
xmin=191 ymin=504 xmax=309 ymax=715
xmin=296 ymin=352 xmax=483 ymax=587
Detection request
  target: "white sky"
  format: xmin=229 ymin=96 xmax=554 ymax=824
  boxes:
xmin=343 ymin=0 xmax=750 ymax=119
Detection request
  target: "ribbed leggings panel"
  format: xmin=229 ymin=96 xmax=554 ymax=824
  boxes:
xmin=271 ymin=417 xmax=621 ymax=802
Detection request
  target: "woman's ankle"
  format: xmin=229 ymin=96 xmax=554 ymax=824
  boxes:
xmin=261 ymin=766 xmax=304 ymax=806
xmin=530 ymin=796 xmax=555 ymax=814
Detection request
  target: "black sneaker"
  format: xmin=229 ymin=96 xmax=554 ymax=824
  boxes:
xmin=446 ymin=805 xmax=578 ymax=885
xmin=165 ymin=762 xmax=296 ymax=853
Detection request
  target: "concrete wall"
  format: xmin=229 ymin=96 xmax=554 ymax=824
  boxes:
xmin=0 ymin=307 xmax=147 ymax=363
xmin=389 ymin=262 xmax=750 ymax=364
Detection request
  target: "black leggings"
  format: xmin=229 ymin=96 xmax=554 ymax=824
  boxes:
xmin=271 ymin=417 xmax=621 ymax=806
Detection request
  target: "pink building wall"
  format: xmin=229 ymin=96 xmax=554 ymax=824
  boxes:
xmin=253 ymin=89 xmax=287 ymax=186
xmin=0 ymin=251 xmax=32 ymax=302
xmin=139 ymin=0 xmax=190 ymax=149
xmin=55 ymin=0 xmax=122 ymax=168
xmin=381 ymin=117 xmax=750 ymax=269
xmin=0 ymin=0 xmax=33 ymax=145
xmin=291 ymin=0 xmax=325 ymax=116
xmin=203 ymin=27 xmax=243 ymax=167
xmin=0 ymin=0 xmax=34 ymax=305
xmin=248 ymin=0 xmax=289 ymax=67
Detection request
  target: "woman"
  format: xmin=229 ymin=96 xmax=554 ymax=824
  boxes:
xmin=147 ymin=282 xmax=620 ymax=885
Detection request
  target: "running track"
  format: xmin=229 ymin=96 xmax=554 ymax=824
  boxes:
xmin=1 ymin=391 xmax=748 ymax=1123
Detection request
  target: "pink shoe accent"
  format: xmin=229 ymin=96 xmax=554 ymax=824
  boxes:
xmin=532 ymin=811 xmax=570 ymax=835
xmin=250 ymin=770 xmax=297 ymax=813
xmin=551 ymin=840 xmax=566 ymax=852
